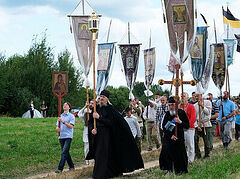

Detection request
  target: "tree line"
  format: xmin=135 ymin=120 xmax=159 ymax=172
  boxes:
xmin=0 ymin=35 xmax=169 ymax=117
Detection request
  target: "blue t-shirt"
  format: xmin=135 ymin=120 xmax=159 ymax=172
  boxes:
xmin=236 ymin=115 xmax=240 ymax=125
xmin=56 ymin=112 xmax=75 ymax=139
xmin=216 ymin=100 xmax=236 ymax=122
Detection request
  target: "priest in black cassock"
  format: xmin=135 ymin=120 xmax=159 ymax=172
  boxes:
xmin=159 ymin=96 xmax=189 ymax=174
xmin=86 ymin=90 xmax=144 ymax=179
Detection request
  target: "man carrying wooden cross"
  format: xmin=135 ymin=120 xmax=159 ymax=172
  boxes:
xmin=159 ymin=96 xmax=189 ymax=174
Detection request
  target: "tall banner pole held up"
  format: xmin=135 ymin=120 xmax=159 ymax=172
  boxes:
xmin=52 ymin=72 xmax=68 ymax=136
xmin=89 ymin=11 xmax=100 ymax=130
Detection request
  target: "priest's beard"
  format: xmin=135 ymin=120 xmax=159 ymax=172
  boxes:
xmin=169 ymin=110 xmax=176 ymax=117
xmin=99 ymin=101 xmax=108 ymax=108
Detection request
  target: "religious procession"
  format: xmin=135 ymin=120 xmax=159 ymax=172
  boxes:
xmin=1 ymin=0 xmax=240 ymax=178
xmin=52 ymin=0 xmax=240 ymax=178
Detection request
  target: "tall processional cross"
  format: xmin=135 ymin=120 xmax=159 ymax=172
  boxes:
xmin=158 ymin=64 xmax=196 ymax=137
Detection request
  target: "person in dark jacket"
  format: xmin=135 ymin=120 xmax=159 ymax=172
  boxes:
xmin=87 ymin=90 xmax=144 ymax=179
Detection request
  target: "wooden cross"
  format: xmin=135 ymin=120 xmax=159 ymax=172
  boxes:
xmin=158 ymin=64 xmax=196 ymax=137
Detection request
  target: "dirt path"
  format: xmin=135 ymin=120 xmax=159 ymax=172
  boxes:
xmin=123 ymin=141 xmax=223 ymax=176
xmin=27 ymin=141 xmax=224 ymax=179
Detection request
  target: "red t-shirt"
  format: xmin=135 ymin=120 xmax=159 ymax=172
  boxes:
xmin=180 ymin=103 xmax=196 ymax=129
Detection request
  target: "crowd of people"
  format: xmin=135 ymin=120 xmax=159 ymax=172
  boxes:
xmin=55 ymin=89 xmax=240 ymax=178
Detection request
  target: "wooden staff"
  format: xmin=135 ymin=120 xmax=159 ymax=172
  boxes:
xmin=198 ymin=95 xmax=206 ymax=135
xmin=86 ymin=86 xmax=89 ymax=121
xmin=93 ymin=38 xmax=96 ymax=130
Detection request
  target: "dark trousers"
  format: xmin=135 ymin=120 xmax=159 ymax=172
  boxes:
xmin=158 ymin=126 xmax=164 ymax=144
xmin=235 ymin=123 xmax=240 ymax=140
xmin=58 ymin=138 xmax=74 ymax=171
xmin=30 ymin=110 xmax=34 ymax=118
xmin=194 ymin=127 xmax=211 ymax=158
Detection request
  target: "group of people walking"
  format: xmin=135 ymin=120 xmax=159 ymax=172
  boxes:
xmin=55 ymin=89 xmax=239 ymax=178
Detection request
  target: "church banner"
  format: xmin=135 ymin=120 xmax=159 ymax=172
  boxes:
xmin=200 ymin=46 xmax=214 ymax=93
xmin=164 ymin=0 xmax=195 ymax=63
xmin=223 ymin=39 xmax=235 ymax=66
xmin=168 ymin=52 xmax=178 ymax=73
xmin=144 ymin=47 xmax=156 ymax=90
xmin=211 ymin=43 xmax=226 ymax=90
xmin=71 ymin=16 xmax=93 ymax=87
xmin=119 ymin=44 xmax=141 ymax=99
xmin=190 ymin=26 xmax=208 ymax=83
xmin=235 ymin=34 xmax=240 ymax=52
xmin=96 ymin=42 xmax=115 ymax=95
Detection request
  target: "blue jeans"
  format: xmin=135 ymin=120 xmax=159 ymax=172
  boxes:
xmin=58 ymin=138 xmax=74 ymax=170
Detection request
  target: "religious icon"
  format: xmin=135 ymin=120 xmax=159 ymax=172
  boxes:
xmin=97 ymin=49 xmax=110 ymax=71
xmin=191 ymin=35 xmax=203 ymax=59
xmin=126 ymin=56 xmax=134 ymax=69
xmin=52 ymin=72 xmax=68 ymax=93
xmin=225 ymin=42 xmax=233 ymax=58
xmin=173 ymin=5 xmax=186 ymax=24
xmin=78 ymin=23 xmax=90 ymax=40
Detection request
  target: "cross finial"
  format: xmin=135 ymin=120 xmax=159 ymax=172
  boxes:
xmin=226 ymin=2 xmax=230 ymax=7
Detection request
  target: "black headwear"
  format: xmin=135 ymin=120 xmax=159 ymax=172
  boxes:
xmin=100 ymin=89 xmax=110 ymax=98
xmin=168 ymin=96 xmax=175 ymax=103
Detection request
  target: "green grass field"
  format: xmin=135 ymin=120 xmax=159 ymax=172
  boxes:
xmin=123 ymin=140 xmax=240 ymax=179
xmin=0 ymin=117 xmax=85 ymax=179
xmin=1 ymin=117 xmax=240 ymax=179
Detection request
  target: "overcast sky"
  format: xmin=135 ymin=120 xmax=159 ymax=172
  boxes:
xmin=0 ymin=0 xmax=240 ymax=97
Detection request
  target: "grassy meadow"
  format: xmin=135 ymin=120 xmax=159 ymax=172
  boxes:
xmin=0 ymin=117 xmax=85 ymax=179
xmin=122 ymin=140 xmax=240 ymax=179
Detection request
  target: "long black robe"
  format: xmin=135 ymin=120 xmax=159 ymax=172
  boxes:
xmin=86 ymin=103 xmax=144 ymax=179
xmin=159 ymin=109 xmax=189 ymax=174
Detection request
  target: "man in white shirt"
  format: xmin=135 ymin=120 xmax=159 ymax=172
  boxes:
xmin=78 ymin=100 xmax=94 ymax=165
xmin=194 ymin=93 xmax=212 ymax=159
xmin=124 ymin=107 xmax=142 ymax=152
xmin=143 ymin=101 xmax=160 ymax=151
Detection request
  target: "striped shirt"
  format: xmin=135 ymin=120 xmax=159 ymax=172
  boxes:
xmin=210 ymin=101 xmax=219 ymax=125
xmin=155 ymin=104 xmax=168 ymax=129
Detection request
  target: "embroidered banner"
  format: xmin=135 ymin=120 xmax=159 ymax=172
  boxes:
xmin=164 ymin=0 xmax=195 ymax=63
xmin=168 ymin=52 xmax=178 ymax=73
xmin=190 ymin=26 xmax=208 ymax=83
xmin=96 ymin=43 xmax=115 ymax=95
xmin=211 ymin=43 xmax=226 ymax=90
xmin=119 ymin=44 xmax=141 ymax=99
xmin=223 ymin=39 xmax=235 ymax=66
xmin=200 ymin=45 xmax=214 ymax=92
xmin=144 ymin=47 xmax=156 ymax=90
xmin=71 ymin=16 xmax=93 ymax=87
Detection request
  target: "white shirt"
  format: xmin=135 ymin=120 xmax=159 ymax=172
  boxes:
xmin=194 ymin=100 xmax=212 ymax=128
xmin=78 ymin=108 xmax=92 ymax=143
xmin=124 ymin=115 xmax=142 ymax=138
xmin=143 ymin=105 xmax=156 ymax=122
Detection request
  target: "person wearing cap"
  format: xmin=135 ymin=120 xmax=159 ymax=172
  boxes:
xmin=216 ymin=91 xmax=236 ymax=149
xmin=159 ymin=96 xmax=189 ymax=175
xmin=86 ymin=89 xmax=144 ymax=179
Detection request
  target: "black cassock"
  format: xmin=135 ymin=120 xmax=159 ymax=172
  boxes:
xmin=86 ymin=104 xmax=144 ymax=179
xmin=159 ymin=109 xmax=189 ymax=174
